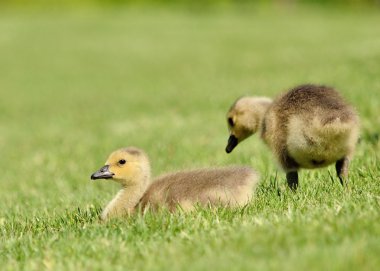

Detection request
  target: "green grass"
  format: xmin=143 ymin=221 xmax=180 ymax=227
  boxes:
xmin=1 ymin=5 xmax=380 ymax=271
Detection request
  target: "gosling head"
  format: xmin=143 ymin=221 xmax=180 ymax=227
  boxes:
xmin=225 ymin=97 xmax=272 ymax=153
xmin=91 ymin=147 xmax=150 ymax=187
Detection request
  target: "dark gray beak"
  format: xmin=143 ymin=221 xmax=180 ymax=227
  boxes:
xmin=91 ymin=165 xmax=114 ymax=180
xmin=225 ymin=135 xmax=238 ymax=153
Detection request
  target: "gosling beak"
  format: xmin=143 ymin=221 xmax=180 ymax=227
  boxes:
xmin=225 ymin=135 xmax=238 ymax=153
xmin=91 ymin=165 xmax=114 ymax=180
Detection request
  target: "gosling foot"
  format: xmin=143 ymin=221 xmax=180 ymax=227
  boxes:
xmin=286 ymin=171 xmax=299 ymax=190
xmin=336 ymin=157 xmax=350 ymax=186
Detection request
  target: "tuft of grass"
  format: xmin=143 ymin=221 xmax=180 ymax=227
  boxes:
xmin=0 ymin=5 xmax=379 ymax=271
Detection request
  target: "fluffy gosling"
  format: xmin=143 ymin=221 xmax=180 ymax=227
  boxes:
xmin=225 ymin=84 xmax=360 ymax=189
xmin=91 ymin=147 xmax=259 ymax=220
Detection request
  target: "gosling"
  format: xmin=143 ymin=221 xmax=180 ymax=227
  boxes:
xmin=91 ymin=147 xmax=259 ymax=220
xmin=225 ymin=84 xmax=360 ymax=189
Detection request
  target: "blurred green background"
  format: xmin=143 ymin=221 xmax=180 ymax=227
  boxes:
xmin=1 ymin=0 xmax=379 ymax=270
xmin=1 ymin=0 xmax=380 ymax=9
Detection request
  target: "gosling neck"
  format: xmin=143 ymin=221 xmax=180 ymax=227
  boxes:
xmin=257 ymin=101 xmax=272 ymax=138
xmin=101 ymin=172 xmax=151 ymax=221
xmin=242 ymin=97 xmax=272 ymax=133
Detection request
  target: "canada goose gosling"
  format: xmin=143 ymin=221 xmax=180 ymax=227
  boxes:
xmin=91 ymin=147 xmax=259 ymax=220
xmin=226 ymin=84 xmax=360 ymax=189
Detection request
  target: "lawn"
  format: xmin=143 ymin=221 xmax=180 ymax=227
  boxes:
xmin=0 ymin=4 xmax=379 ymax=271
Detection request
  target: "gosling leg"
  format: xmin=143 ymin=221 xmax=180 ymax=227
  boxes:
xmin=336 ymin=157 xmax=349 ymax=186
xmin=286 ymin=171 xmax=298 ymax=190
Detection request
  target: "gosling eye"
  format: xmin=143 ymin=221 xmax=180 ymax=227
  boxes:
xmin=228 ymin=117 xmax=234 ymax=127
xmin=118 ymin=159 xmax=126 ymax=165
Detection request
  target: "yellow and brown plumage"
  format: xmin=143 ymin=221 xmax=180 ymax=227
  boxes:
xmin=91 ymin=147 xmax=259 ymax=220
xmin=226 ymin=84 xmax=360 ymax=189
